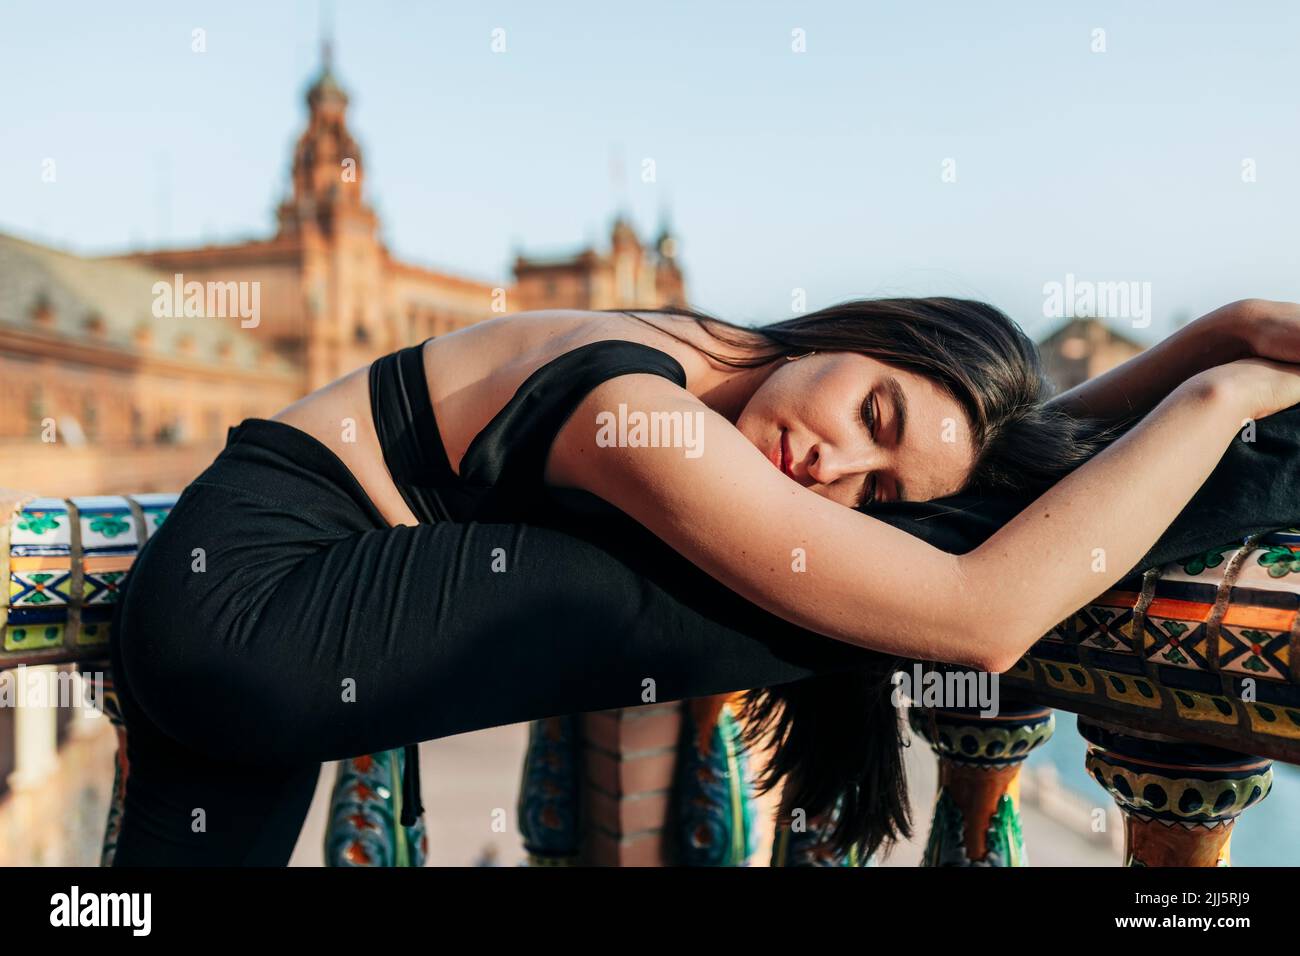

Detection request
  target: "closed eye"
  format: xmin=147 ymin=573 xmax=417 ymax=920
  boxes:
xmin=858 ymin=393 xmax=878 ymax=507
xmin=860 ymin=392 xmax=876 ymax=437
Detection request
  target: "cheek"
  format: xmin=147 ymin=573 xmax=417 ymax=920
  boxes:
xmin=801 ymin=368 xmax=861 ymax=437
xmin=737 ymin=364 xmax=825 ymax=442
xmin=735 ymin=375 xmax=787 ymax=435
xmin=918 ymin=439 xmax=976 ymax=498
xmin=734 ymin=395 xmax=773 ymax=449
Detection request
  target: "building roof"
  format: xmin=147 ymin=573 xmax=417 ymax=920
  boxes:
xmin=0 ymin=231 xmax=291 ymax=373
xmin=513 ymin=248 xmax=595 ymax=270
xmin=1037 ymin=315 xmax=1146 ymax=351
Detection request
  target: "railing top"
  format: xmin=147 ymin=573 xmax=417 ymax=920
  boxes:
xmin=2 ymin=491 xmax=180 ymax=666
xmin=1 ymin=489 xmax=1298 ymax=762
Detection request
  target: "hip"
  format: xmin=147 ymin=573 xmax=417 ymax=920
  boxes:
xmin=111 ymin=419 xmax=387 ymax=747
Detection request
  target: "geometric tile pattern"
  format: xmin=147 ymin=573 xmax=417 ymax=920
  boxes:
xmin=1076 ymin=597 xmax=1139 ymax=653
xmin=1 ymin=490 xmax=178 ymax=665
xmin=1144 ymin=595 xmax=1213 ymax=671
xmin=1005 ymin=529 xmax=1300 ymax=765
xmin=1 ymin=487 xmax=431 ymax=865
xmin=1220 ymin=604 xmax=1292 ymax=681
xmin=4 ymin=488 xmax=1300 ymax=767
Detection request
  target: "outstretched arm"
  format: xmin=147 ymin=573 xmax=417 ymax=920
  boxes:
xmin=547 ymin=359 xmax=1300 ymax=673
xmin=1044 ymin=300 xmax=1253 ymax=423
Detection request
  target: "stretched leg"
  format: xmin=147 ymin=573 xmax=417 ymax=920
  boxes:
xmin=111 ymin=478 xmax=877 ymax=862
xmin=118 ymin=493 xmax=873 ymax=774
xmin=109 ymin=630 xmax=321 ymax=866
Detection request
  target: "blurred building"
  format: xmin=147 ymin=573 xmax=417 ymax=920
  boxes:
xmin=0 ymin=46 xmax=687 ymax=498
xmin=514 ymin=212 xmax=686 ymax=313
xmin=1037 ymin=316 xmax=1146 ymax=394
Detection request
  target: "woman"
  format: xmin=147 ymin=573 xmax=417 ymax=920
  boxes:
xmin=109 ymin=296 xmax=1300 ymax=865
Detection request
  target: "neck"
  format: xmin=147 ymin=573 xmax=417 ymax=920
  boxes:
xmin=627 ymin=311 xmax=780 ymax=423
xmin=699 ymin=360 xmax=780 ymax=425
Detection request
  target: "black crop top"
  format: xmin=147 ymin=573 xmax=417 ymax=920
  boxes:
xmin=368 ymin=337 xmax=690 ymax=526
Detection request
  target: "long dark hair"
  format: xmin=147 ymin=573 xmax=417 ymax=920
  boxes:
xmin=603 ymin=299 xmax=1132 ymax=860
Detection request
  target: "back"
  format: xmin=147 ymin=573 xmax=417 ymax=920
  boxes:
xmin=271 ymin=309 xmax=723 ymax=527
xmin=419 ymin=309 xmax=735 ymax=476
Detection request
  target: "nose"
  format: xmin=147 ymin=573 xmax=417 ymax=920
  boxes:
xmin=805 ymin=439 xmax=881 ymax=487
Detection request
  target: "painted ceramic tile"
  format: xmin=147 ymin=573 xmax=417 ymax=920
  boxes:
xmin=1245 ymin=701 xmax=1300 ymax=740
xmin=77 ymin=620 xmax=110 ymax=646
xmin=1076 ymin=599 xmax=1139 ymax=653
xmin=1219 ymin=603 xmax=1293 ymax=681
xmin=9 ymin=499 xmax=72 ymax=556
xmin=1235 ymin=545 xmax=1300 ymax=593
xmin=1143 ymin=595 xmax=1213 ymax=671
xmin=1096 ymin=668 xmax=1163 ymax=710
xmin=1037 ymin=660 xmax=1097 ymax=696
xmin=72 ymin=497 xmax=139 ymax=555
xmin=8 ymin=565 xmax=74 ymax=608
xmin=128 ymin=493 xmax=179 ymax=540
xmin=1220 ymin=626 xmax=1290 ymax=681
xmin=1159 ymin=547 xmax=1239 ymax=586
xmin=6 ymin=604 xmax=67 ymax=625
xmin=4 ymin=620 xmax=64 ymax=653
xmin=1170 ymin=688 xmax=1239 ymax=725
xmin=82 ymin=555 xmax=133 ymax=606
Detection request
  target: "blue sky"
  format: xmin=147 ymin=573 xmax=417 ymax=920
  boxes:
xmin=4 ymin=0 xmax=1299 ymax=341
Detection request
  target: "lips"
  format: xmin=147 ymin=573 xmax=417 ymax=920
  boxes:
xmin=773 ymin=429 xmax=796 ymax=480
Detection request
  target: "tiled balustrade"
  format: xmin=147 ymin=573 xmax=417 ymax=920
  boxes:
xmin=4 ymin=486 xmax=1296 ymax=866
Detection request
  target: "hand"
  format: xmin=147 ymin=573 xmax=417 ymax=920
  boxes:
xmin=1221 ymin=299 xmax=1300 ymax=364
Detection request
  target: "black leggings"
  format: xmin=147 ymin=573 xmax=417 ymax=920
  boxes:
xmin=109 ymin=419 xmax=873 ymax=865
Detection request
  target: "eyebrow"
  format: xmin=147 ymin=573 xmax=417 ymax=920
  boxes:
xmin=884 ymin=376 xmax=909 ymax=502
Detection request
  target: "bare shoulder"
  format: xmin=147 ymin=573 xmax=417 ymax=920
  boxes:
xmin=545 ymin=371 xmax=714 ymax=491
xmin=546 ymin=370 xmax=780 ymax=532
xmin=427 ymin=308 xmax=741 ymax=394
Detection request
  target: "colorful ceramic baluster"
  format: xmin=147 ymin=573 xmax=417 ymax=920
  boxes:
xmin=1079 ymin=717 xmax=1272 ymax=866
xmin=518 ymin=715 xmax=583 ymax=866
xmin=324 ymin=748 xmax=427 ymax=867
xmin=911 ymin=704 xmax=1054 ymax=866
xmin=669 ymin=695 xmax=756 ymax=866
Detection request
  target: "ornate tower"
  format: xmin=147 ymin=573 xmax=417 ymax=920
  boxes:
xmin=609 ymin=211 xmax=642 ymax=304
xmin=277 ymin=42 xmax=376 ymax=240
xmin=279 ymin=43 xmax=386 ymax=390
xmin=652 ymin=212 xmax=686 ymax=307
